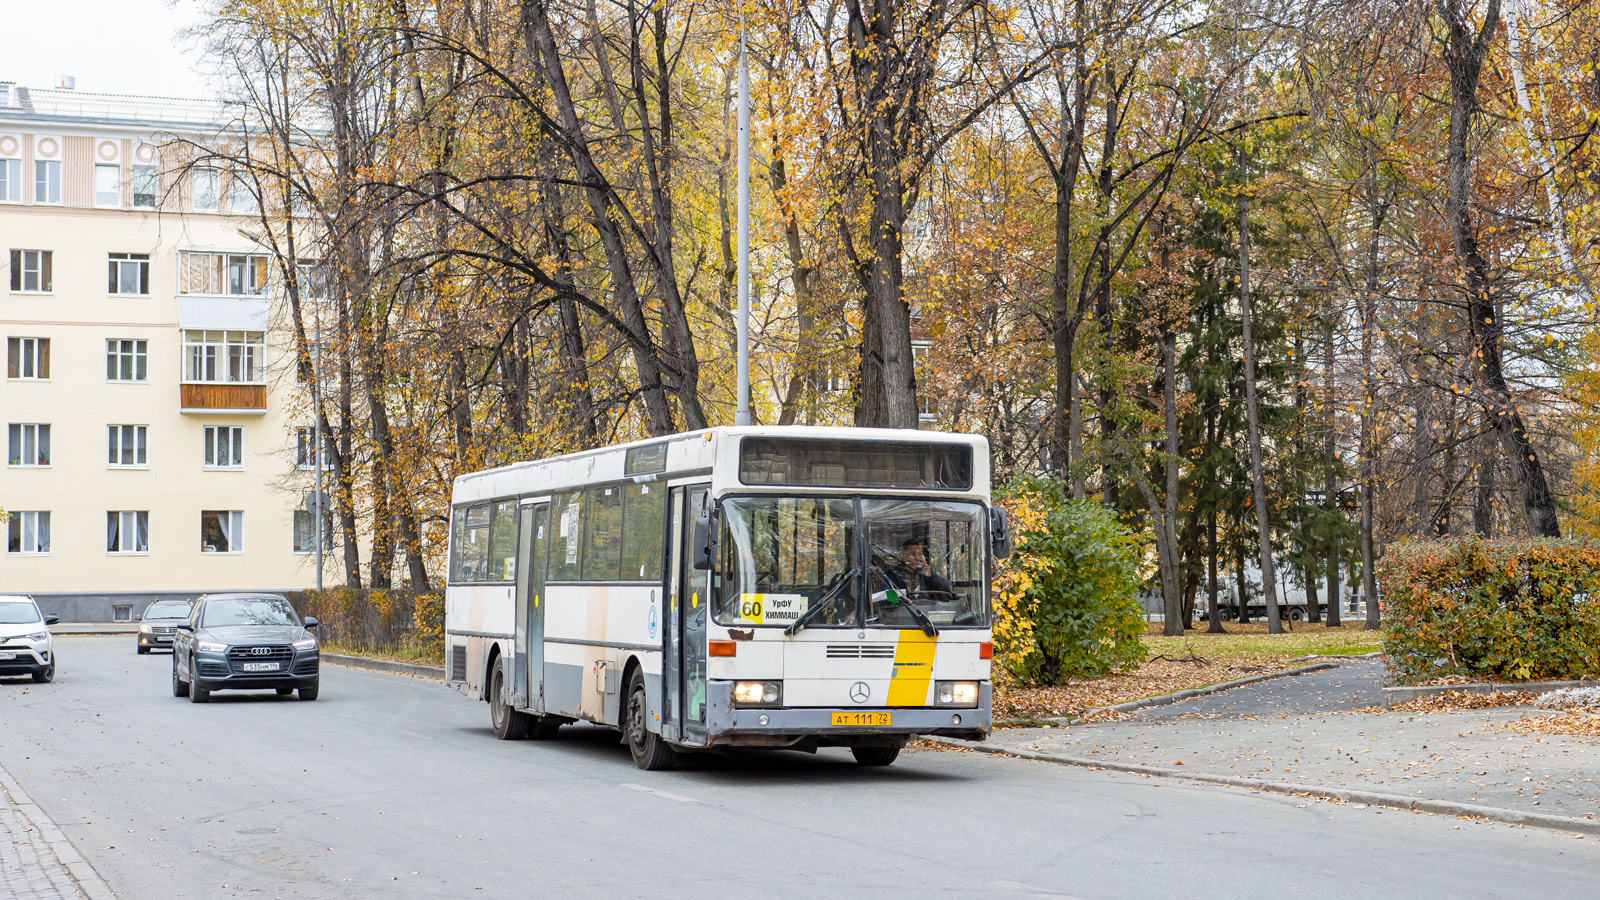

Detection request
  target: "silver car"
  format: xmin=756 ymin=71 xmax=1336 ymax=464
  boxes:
xmin=137 ymin=600 xmax=194 ymax=654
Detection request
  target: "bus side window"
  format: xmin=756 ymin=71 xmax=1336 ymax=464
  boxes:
xmin=452 ymin=504 xmax=491 ymax=582
xmin=488 ymin=500 xmax=518 ymax=581
xmin=583 ymin=487 xmax=623 ymax=581
xmin=621 ymin=483 xmax=665 ymax=581
xmin=551 ymin=492 xmax=583 ymax=581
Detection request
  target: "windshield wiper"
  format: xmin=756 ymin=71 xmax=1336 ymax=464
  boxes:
xmin=786 ymin=568 xmax=857 ymax=636
xmin=873 ymin=567 xmax=939 ymax=637
xmin=892 ymin=590 xmax=939 ymax=637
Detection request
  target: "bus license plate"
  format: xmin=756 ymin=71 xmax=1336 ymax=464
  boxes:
xmin=831 ymin=712 xmax=891 ymax=727
xmin=243 ymin=662 xmax=280 ymax=672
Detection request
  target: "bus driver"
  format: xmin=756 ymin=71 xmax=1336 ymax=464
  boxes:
xmin=889 ymin=539 xmax=955 ymax=599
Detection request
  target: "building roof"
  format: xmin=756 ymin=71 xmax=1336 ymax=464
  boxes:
xmin=0 ymin=84 xmax=232 ymax=131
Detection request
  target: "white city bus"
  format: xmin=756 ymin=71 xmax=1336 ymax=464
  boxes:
xmin=444 ymin=426 xmax=1009 ymax=769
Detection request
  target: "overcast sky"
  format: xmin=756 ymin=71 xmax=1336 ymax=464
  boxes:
xmin=4 ymin=1 xmax=214 ymax=98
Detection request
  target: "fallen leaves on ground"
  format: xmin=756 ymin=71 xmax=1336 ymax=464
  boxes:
xmin=1363 ymin=690 xmax=1541 ymax=714
xmin=993 ymin=655 xmax=1297 ymax=722
xmin=1495 ymin=712 xmax=1600 ymax=738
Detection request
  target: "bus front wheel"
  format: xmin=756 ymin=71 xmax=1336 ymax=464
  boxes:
xmin=490 ymin=657 xmax=531 ymax=740
xmin=624 ymin=670 xmax=677 ymax=771
xmin=851 ymin=745 xmax=901 ymax=767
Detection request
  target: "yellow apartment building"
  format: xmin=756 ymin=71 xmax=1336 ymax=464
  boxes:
xmin=1 ymin=81 xmax=326 ymax=621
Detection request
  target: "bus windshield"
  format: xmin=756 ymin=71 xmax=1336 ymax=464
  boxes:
xmin=716 ymin=496 xmax=988 ymax=629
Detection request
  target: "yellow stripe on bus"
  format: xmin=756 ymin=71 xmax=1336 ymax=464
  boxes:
xmin=886 ymin=629 xmax=937 ymax=706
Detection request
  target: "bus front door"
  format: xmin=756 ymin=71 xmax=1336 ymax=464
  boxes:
xmin=662 ymin=485 xmax=710 ymax=745
xmin=513 ymin=502 xmax=549 ymax=712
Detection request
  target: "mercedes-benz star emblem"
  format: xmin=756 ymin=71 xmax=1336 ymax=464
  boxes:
xmin=849 ymin=682 xmax=871 ymax=704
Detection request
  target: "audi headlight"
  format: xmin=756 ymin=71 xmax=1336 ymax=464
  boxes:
xmin=25 ymin=632 xmax=49 ymax=642
xmin=139 ymin=624 xmax=152 ymax=633
xmin=935 ymin=681 xmax=979 ymax=708
xmin=733 ymin=681 xmax=781 ymax=707
xmin=292 ymin=638 xmax=317 ymax=651
xmin=197 ymin=641 xmax=228 ymax=653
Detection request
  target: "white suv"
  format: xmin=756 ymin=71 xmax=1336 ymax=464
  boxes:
xmin=0 ymin=595 xmax=58 ymax=683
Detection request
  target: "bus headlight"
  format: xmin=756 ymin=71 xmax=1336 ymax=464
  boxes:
xmin=734 ymin=681 xmax=781 ymax=706
xmin=935 ymin=681 xmax=979 ymax=708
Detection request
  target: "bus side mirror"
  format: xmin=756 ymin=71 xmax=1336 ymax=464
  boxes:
xmin=990 ymin=507 xmax=1012 ymax=560
xmin=692 ymin=507 xmax=718 ymax=570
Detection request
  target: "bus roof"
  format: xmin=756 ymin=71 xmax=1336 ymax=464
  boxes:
xmin=450 ymin=425 xmax=990 ymax=504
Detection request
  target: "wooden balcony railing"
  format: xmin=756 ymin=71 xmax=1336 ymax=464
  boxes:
xmin=180 ymin=383 xmax=267 ymax=413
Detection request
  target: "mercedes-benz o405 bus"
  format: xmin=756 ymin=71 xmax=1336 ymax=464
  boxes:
xmin=444 ymin=426 xmax=1010 ymax=769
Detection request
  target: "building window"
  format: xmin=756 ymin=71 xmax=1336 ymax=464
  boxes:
xmin=201 ymin=510 xmax=244 ymax=553
xmin=293 ymin=509 xmax=330 ymax=554
xmin=34 ymin=160 xmax=60 ymax=204
xmin=108 ymin=253 xmax=150 ymax=295
xmin=228 ymin=171 xmax=257 ymax=215
xmin=6 ymin=337 xmax=49 ymax=380
xmin=95 ymin=164 xmax=121 ymax=207
xmin=6 ymin=511 xmax=50 ymax=554
xmin=9 ymin=249 xmax=52 ymax=292
xmin=204 ymin=425 xmax=244 ymax=469
xmin=913 ymin=342 xmax=937 ymax=420
xmin=0 ymin=158 xmax=20 ymax=203
xmin=183 ymin=330 xmax=264 ymax=383
xmin=7 ymin=423 xmax=50 ymax=466
xmin=295 ymin=425 xmax=328 ymax=469
xmin=192 ymin=168 xmax=218 ymax=212
xmin=132 ymin=165 xmax=157 ymax=209
xmin=108 ymin=424 xmax=148 ymax=467
xmin=178 ymin=251 xmax=268 ymax=296
xmin=107 ymin=511 xmax=150 ymax=554
xmin=112 ymin=604 xmax=133 ymax=622
xmin=107 ymin=339 xmax=149 ymax=382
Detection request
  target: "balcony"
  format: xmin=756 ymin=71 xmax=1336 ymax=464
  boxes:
xmin=181 ymin=383 xmax=267 ymax=414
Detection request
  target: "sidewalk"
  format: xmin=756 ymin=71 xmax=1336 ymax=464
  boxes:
xmin=0 ymin=762 xmax=115 ymax=899
xmin=50 ymin=624 xmax=138 ymax=636
xmin=964 ymin=660 xmax=1600 ymax=832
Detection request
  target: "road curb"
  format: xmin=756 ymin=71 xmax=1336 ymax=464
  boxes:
xmin=1053 ymin=662 xmax=1340 ymax=724
xmin=925 ymin=736 xmax=1600 ymax=836
xmin=1383 ymin=679 xmax=1600 ymax=706
xmin=0 ymin=760 xmax=120 ymax=899
xmin=320 ymin=652 xmax=443 ymax=680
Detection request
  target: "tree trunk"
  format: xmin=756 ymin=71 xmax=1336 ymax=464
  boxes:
xmin=1436 ymin=0 xmax=1560 ymax=537
xmin=1236 ymin=152 xmax=1282 ymax=634
xmin=1474 ymin=430 xmax=1497 ymax=536
xmin=1323 ymin=298 xmax=1341 ymax=628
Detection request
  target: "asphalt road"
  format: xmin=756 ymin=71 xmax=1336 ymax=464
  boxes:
xmin=1 ymin=637 xmax=1595 ymax=900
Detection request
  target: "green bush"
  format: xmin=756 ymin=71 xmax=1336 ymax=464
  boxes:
xmin=1379 ymin=538 xmax=1600 ymax=685
xmin=993 ymin=474 xmax=1147 ymax=684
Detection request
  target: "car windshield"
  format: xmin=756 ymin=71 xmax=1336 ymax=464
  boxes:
xmin=0 ymin=601 xmax=42 ymax=625
xmin=716 ymin=496 xmax=989 ymax=628
xmin=143 ymin=602 xmax=192 ymax=620
xmin=202 ymin=597 xmax=299 ymax=628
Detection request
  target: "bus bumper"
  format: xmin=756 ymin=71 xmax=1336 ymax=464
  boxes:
xmin=702 ymin=680 xmax=991 ymax=747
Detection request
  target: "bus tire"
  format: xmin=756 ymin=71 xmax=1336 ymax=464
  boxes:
xmin=851 ymin=745 xmax=900 ymax=767
xmin=1288 ymin=608 xmax=1305 ymax=622
xmin=624 ymin=670 xmax=677 ymax=771
xmin=490 ymin=658 xmax=531 ymax=740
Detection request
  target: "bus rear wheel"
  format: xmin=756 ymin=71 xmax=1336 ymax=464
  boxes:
xmin=624 ymin=670 xmax=677 ymax=771
xmin=851 ymin=745 xmax=901 ymax=767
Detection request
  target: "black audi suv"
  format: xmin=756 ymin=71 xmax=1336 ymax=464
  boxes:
xmin=172 ymin=593 xmax=321 ymax=702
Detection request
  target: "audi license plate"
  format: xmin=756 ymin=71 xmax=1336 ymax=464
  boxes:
xmin=830 ymin=712 xmax=892 ymax=727
xmin=242 ymin=661 xmax=280 ymax=672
